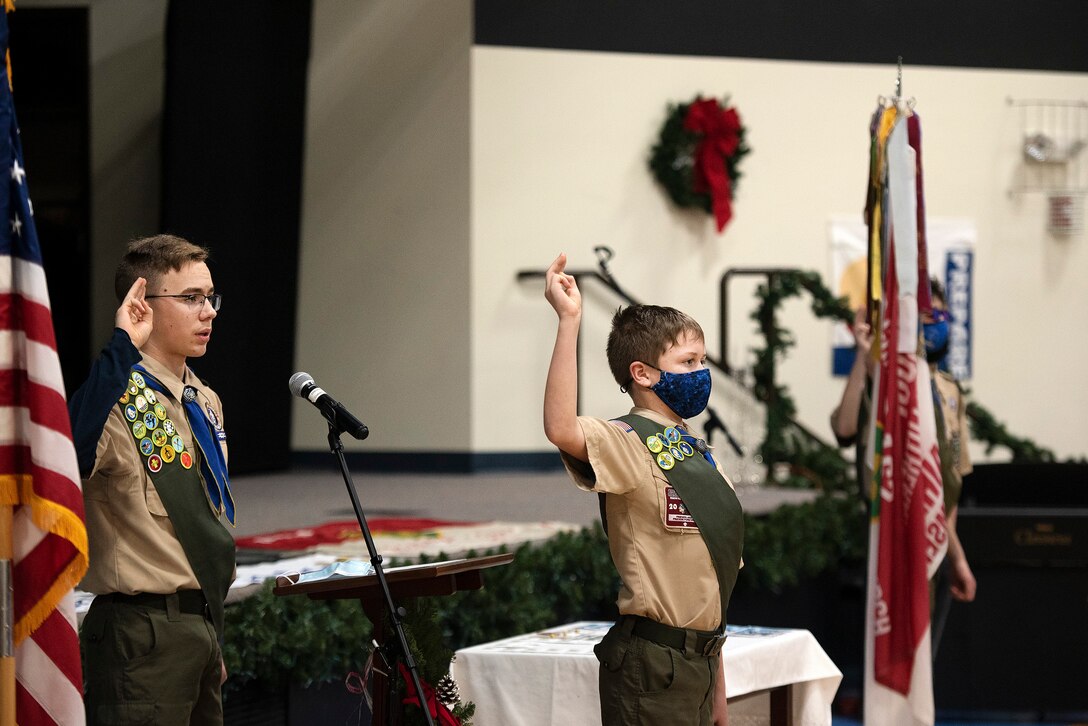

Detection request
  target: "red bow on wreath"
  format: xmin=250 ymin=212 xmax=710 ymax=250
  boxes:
xmin=684 ymin=97 xmax=742 ymax=232
xmin=399 ymin=663 xmax=461 ymax=726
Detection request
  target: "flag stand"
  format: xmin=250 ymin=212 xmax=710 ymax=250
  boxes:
xmin=1 ymin=504 xmax=16 ymax=726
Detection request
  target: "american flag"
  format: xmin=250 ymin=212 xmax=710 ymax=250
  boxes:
xmin=0 ymin=8 xmax=88 ymax=725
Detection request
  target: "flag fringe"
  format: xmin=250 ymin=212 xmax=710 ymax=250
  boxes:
xmin=1 ymin=473 xmax=89 ymax=643
xmin=0 ymin=473 xmax=21 ymax=505
xmin=15 ymin=555 xmax=86 ymax=643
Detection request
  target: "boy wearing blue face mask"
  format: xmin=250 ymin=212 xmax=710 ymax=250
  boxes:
xmin=543 ymin=253 xmax=742 ymax=726
xmin=831 ymin=278 xmax=975 ymax=657
xmin=924 ymin=281 xmax=976 ymax=654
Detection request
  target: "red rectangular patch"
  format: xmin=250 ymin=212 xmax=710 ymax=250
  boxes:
xmin=665 ymin=486 xmax=698 ymax=529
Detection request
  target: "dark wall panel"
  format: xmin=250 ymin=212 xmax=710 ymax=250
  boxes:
xmin=8 ymin=9 xmax=90 ymax=396
xmin=161 ymin=1 xmax=312 ymax=473
xmin=475 ymin=0 xmax=1088 ymax=73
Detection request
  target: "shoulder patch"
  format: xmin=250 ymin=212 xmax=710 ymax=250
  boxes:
xmin=608 ymin=419 xmax=634 ymax=433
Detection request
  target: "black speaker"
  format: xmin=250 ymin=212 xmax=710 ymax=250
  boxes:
xmin=934 ymin=463 xmax=1088 ymax=719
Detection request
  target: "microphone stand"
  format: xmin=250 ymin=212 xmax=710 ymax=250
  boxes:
xmin=325 ymin=424 xmax=436 ymax=726
xmin=704 ymin=405 xmax=744 ymax=457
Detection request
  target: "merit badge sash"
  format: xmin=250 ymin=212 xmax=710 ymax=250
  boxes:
xmin=617 ymin=414 xmax=745 ymax=626
xmin=133 ymin=365 xmax=234 ymax=524
xmin=117 ymin=367 xmax=236 ymax=638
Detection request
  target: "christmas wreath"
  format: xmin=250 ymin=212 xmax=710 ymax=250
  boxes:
xmin=649 ymin=95 xmax=750 ymax=232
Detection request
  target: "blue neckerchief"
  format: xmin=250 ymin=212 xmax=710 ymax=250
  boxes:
xmin=136 ymin=365 xmax=235 ymax=526
xmin=678 ymin=427 xmax=716 ymax=468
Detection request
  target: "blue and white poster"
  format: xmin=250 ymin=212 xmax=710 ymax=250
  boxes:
xmin=828 ymin=216 xmax=975 ymax=379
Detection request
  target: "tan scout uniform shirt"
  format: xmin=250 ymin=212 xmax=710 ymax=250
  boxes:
xmin=933 ymin=371 xmax=971 ymax=478
xmin=81 ymin=354 xmax=228 ymax=596
xmin=562 ymin=407 xmax=737 ymax=633
xmin=934 ymin=370 xmax=972 ymax=513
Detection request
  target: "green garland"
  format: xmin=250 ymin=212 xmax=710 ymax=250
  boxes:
xmin=749 ymin=269 xmax=1078 ymax=474
xmin=741 ymin=267 xmax=1083 ymax=589
xmin=648 ymin=96 xmax=750 ymax=218
xmin=750 ymin=270 xmax=855 ymax=492
xmin=221 ymin=516 xmax=867 ymax=711
xmin=220 ymin=578 xmax=479 ymax=723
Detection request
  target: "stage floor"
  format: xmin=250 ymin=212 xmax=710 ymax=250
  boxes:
xmin=226 ymin=465 xmax=819 ymax=539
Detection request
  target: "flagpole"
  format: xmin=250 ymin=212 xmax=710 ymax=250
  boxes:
xmin=0 ymin=504 xmax=16 ymax=726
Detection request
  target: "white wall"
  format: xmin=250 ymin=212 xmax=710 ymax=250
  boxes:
xmin=471 ymin=47 xmax=1088 ymax=461
xmin=293 ymin=0 xmax=473 ymax=452
xmin=70 ymin=0 xmax=1087 ymax=462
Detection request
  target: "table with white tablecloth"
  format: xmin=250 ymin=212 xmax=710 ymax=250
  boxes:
xmin=452 ymin=621 xmax=842 ymax=726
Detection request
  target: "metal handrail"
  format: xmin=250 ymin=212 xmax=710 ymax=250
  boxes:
xmin=519 ymin=251 xmax=832 ymax=453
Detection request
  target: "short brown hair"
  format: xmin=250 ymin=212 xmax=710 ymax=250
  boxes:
xmin=114 ymin=234 xmax=209 ymax=301
xmin=606 ymin=305 xmax=704 ymax=389
xmin=929 ymin=276 xmax=946 ymax=306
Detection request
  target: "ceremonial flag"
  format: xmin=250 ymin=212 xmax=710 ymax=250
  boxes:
xmin=0 ymin=6 xmax=89 ymax=725
xmin=863 ymin=108 xmax=947 ymax=726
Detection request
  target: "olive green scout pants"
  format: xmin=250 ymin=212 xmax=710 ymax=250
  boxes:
xmin=80 ymin=593 xmax=223 ymax=726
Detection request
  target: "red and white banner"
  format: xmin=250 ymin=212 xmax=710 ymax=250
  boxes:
xmin=863 ymin=110 xmax=948 ymax=726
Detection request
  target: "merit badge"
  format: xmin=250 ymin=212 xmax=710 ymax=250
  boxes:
xmin=127 ymin=381 xmax=139 ymax=396
xmin=678 ymin=440 xmax=695 ymax=457
xmin=131 ymin=371 xmax=146 ymax=388
xmin=163 ymin=419 xmax=176 ymax=436
xmin=656 ymin=451 xmax=676 ymax=470
xmin=147 ymin=455 xmax=162 ymax=473
xmin=179 ymin=451 xmax=194 ymax=469
xmin=119 ymin=391 xmax=130 ymax=405
xmin=135 ymin=395 xmax=148 ymax=413
xmin=143 ymin=412 xmax=158 ymax=430
xmin=646 ymin=435 xmax=664 ymax=454
xmin=664 ymin=427 xmax=681 ymax=444
xmin=131 ymin=421 xmax=147 ymax=439
xmin=669 ymin=445 xmax=685 ymax=461
xmin=153 ymin=403 xmax=167 ymax=420
xmin=124 ymin=404 xmax=138 ymax=422
xmin=140 ymin=437 xmax=154 ymax=456
xmin=143 ymin=389 xmax=157 ymax=405
xmin=171 ymin=435 xmax=185 ymax=453
xmin=183 ymin=386 xmax=198 ymax=404
xmin=160 ymin=445 xmax=176 ymax=464
xmin=151 ymin=429 xmax=168 ymax=448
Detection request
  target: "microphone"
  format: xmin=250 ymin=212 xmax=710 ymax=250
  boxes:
xmin=289 ymin=372 xmax=369 ymax=440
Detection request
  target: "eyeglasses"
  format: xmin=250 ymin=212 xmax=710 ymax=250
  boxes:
xmin=145 ymin=293 xmax=222 ymax=311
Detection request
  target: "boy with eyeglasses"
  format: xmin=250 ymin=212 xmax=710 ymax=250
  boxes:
xmin=543 ymin=253 xmax=743 ymax=726
xmin=69 ymin=234 xmax=235 ymax=725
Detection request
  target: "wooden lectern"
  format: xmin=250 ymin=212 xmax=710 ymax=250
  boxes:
xmin=273 ymin=553 xmax=514 ymax=725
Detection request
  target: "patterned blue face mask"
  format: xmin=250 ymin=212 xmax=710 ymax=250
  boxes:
xmin=649 ymin=367 xmax=712 ymax=420
xmin=923 ymin=309 xmax=951 ymax=363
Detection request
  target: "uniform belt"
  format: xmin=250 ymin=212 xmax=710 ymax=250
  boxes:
xmin=107 ymin=590 xmax=209 ymax=618
xmin=619 ymin=614 xmax=727 ymax=657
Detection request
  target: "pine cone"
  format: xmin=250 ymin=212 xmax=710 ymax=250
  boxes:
xmin=436 ymin=674 xmax=460 ymax=706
